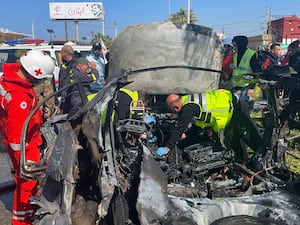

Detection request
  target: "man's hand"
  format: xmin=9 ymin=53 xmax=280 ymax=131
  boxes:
xmin=88 ymin=61 xmax=97 ymax=70
xmin=156 ymin=147 xmax=170 ymax=156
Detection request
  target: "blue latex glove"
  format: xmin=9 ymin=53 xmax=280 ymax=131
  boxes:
xmin=156 ymin=147 xmax=169 ymax=156
xmin=148 ymin=136 xmax=157 ymax=143
xmin=144 ymin=115 xmax=156 ymax=125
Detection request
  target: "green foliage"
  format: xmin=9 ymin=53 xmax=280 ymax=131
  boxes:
xmin=220 ymin=76 xmax=259 ymax=90
xmin=90 ymin=33 xmax=113 ymax=48
xmin=168 ymin=7 xmax=198 ymax=24
xmin=286 ymin=129 xmax=300 ymax=174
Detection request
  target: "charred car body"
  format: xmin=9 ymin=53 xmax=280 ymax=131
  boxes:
xmin=20 ymin=22 xmax=300 ymax=225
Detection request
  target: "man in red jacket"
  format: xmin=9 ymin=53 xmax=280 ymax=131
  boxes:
xmin=0 ymin=50 xmax=55 ymax=225
xmin=221 ymin=37 xmax=235 ymax=83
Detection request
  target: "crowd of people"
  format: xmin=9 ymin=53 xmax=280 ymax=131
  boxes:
xmin=156 ymin=36 xmax=300 ymax=169
xmin=1 ymin=35 xmax=300 ymax=224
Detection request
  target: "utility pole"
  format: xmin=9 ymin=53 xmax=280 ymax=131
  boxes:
xmin=64 ymin=20 xmax=68 ymax=41
xmin=31 ymin=20 xmax=35 ymax=40
xmin=266 ymin=7 xmax=272 ymax=35
xmin=114 ymin=21 xmax=118 ymax=38
xmin=187 ymin=0 xmax=191 ymax=23
xmin=101 ymin=7 xmax=105 ymax=35
xmin=75 ymin=20 xmax=79 ymax=44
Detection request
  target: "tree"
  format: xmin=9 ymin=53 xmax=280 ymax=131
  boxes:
xmin=169 ymin=7 xmax=198 ymax=24
xmin=91 ymin=33 xmax=113 ymax=48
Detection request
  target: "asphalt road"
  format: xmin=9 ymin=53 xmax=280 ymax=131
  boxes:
xmin=0 ymin=151 xmax=13 ymax=224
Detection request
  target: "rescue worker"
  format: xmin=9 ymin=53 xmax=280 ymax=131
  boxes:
xmin=156 ymin=90 xmax=265 ymax=168
xmin=232 ymin=35 xmax=261 ymax=75
xmin=115 ymin=88 xmax=150 ymax=120
xmin=58 ymin=44 xmax=78 ymax=113
xmin=230 ymin=35 xmax=261 ymax=91
xmin=15 ymin=49 xmax=56 ymax=120
xmin=0 ymin=50 xmax=55 ymax=225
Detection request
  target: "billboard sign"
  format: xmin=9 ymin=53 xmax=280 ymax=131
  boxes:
xmin=49 ymin=2 xmax=104 ymax=20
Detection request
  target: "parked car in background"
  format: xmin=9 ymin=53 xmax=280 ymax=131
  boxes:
xmin=0 ymin=40 xmax=92 ymax=82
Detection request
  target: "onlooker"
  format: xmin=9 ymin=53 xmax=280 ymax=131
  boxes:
xmin=287 ymin=39 xmax=300 ymax=72
xmin=0 ymin=50 xmax=55 ymax=225
xmin=221 ymin=37 xmax=235 ymax=83
xmin=285 ymin=40 xmax=300 ymax=103
xmin=65 ymin=57 xmax=100 ymax=123
xmin=86 ymin=42 xmax=106 ymax=91
xmin=261 ymin=43 xmax=282 ymax=69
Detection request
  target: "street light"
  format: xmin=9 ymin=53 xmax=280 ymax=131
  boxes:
xmin=46 ymin=29 xmax=54 ymax=43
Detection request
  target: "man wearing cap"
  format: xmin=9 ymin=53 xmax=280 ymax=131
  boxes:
xmin=64 ymin=57 xmax=99 ymax=121
xmin=86 ymin=42 xmax=106 ymax=91
xmin=0 ymin=50 xmax=55 ymax=225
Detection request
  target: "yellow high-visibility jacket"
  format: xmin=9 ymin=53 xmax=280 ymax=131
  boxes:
xmin=182 ymin=89 xmax=234 ymax=132
xmin=232 ymin=49 xmax=257 ymax=76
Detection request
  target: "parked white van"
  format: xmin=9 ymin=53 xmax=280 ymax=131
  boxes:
xmin=0 ymin=40 xmax=92 ymax=82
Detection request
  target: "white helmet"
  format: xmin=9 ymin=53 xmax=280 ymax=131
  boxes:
xmin=20 ymin=50 xmax=55 ymax=79
xmin=223 ymin=37 xmax=233 ymax=47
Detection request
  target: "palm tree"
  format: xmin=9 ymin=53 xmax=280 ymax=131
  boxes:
xmin=169 ymin=7 xmax=198 ymax=24
xmin=91 ymin=33 xmax=113 ymax=48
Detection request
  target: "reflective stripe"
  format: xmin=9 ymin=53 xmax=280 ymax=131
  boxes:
xmin=87 ymin=93 xmax=97 ymax=101
xmin=187 ymin=94 xmax=201 ymax=105
xmin=13 ymin=209 xmax=34 ymax=215
xmin=201 ymin=93 xmax=206 ymax=111
xmin=12 ymin=209 xmax=33 ymax=220
xmin=200 ymin=112 xmax=211 ymax=123
xmin=12 ymin=215 xmax=26 ymax=221
xmin=0 ymin=84 xmax=12 ymax=101
xmin=9 ymin=143 xmax=20 ymax=151
xmin=91 ymin=73 xmax=97 ymax=82
xmin=0 ymin=84 xmax=12 ymax=109
xmin=9 ymin=142 xmax=28 ymax=151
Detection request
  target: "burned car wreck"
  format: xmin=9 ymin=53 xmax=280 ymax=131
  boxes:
xmin=20 ymin=22 xmax=300 ymax=225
